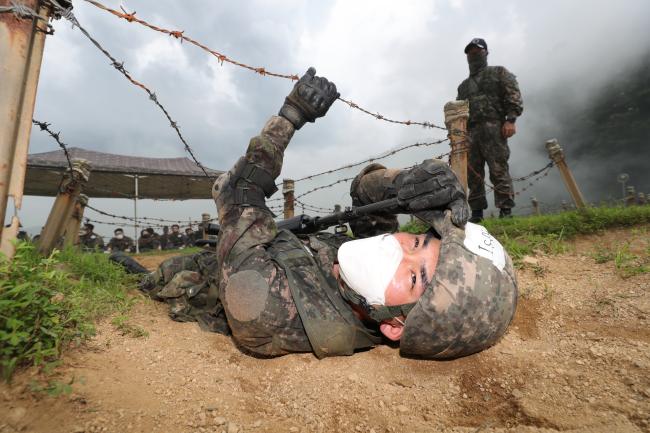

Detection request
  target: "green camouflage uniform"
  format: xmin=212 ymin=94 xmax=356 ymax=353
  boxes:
xmin=457 ymin=65 xmax=523 ymax=211
xmin=107 ymin=236 xmax=134 ymax=252
xmin=166 ymin=232 xmax=186 ymax=249
xmin=79 ymin=232 xmax=104 ymax=251
xmin=137 ymin=235 xmax=160 ymax=252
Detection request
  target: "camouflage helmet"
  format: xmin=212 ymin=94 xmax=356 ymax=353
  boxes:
xmin=400 ymin=211 xmax=517 ymax=359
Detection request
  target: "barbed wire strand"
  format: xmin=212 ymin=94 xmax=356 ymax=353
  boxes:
xmin=47 ymin=0 xmax=215 ymax=180
xmin=0 ymin=1 xmax=55 ymax=33
xmin=284 ymin=137 xmax=449 ymax=186
xmin=81 ymin=0 xmax=448 ymax=130
xmin=32 ymin=119 xmax=74 ymax=173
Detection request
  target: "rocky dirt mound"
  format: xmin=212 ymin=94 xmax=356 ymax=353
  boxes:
xmin=1 ymin=226 xmax=648 ymax=433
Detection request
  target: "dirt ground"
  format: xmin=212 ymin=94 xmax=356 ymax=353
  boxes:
xmin=1 ymin=226 xmax=649 ymax=433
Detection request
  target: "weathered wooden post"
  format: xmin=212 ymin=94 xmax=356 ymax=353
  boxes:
xmin=201 ymin=213 xmax=210 ymax=239
xmin=545 ymin=139 xmax=586 ymax=209
xmin=531 ymin=197 xmax=540 ymax=216
xmin=0 ymin=0 xmax=68 ymax=258
xmin=444 ymin=100 xmax=470 ymax=193
xmin=38 ymin=159 xmax=90 ymax=255
xmin=63 ymin=194 xmax=88 ymax=247
xmin=283 ymin=178 xmax=295 ymax=219
xmin=625 ymin=186 xmax=636 ymax=207
xmin=638 ymin=192 xmax=647 ymax=206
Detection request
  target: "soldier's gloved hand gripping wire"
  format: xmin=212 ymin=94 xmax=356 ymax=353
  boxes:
xmin=279 ymin=67 xmax=340 ymax=130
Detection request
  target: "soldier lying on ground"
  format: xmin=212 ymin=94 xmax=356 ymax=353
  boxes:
xmin=113 ymin=68 xmax=518 ymax=359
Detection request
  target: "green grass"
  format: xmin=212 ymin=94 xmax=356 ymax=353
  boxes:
xmin=0 ymin=242 xmax=138 ymax=382
xmin=132 ymin=246 xmax=202 ymax=257
xmin=400 ymin=205 xmax=650 ymax=264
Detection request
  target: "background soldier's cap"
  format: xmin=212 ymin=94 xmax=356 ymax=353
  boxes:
xmin=464 ymin=38 xmax=488 ymax=53
xmin=83 ymin=222 xmax=94 ymax=230
xmin=400 ymin=211 xmax=518 ymax=359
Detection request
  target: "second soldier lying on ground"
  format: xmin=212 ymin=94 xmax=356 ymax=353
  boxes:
xmin=114 ymin=68 xmax=518 ymax=360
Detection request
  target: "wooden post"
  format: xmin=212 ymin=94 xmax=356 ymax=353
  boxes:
xmin=201 ymin=213 xmax=210 ymax=239
xmin=63 ymin=194 xmax=88 ymax=247
xmin=531 ymin=197 xmax=540 ymax=216
xmin=38 ymin=159 xmax=90 ymax=255
xmin=0 ymin=0 xmax=60 ymax=259
xmin=638 ymin=192 xmax=647 ymax=206
xmin=625 ymin=186 xmax=636 ymax=207
xmin=545 ymin=139 xmax=586 ymax=209
xmin=283 ymin=178 xmax=295 ymax=219
xmin=444 ymin=100 xmax=470 ymax=193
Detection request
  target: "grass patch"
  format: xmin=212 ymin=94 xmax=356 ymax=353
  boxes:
xmin=614 ymin=242 xmax=649 ymax=279
xmin=0 ymin=242 xmax=138 ymax=382
xmin=132 ymin=246 xmax=202 ymax=257
xmin=111 ymin=315 xmax=149 ymax=338
xmin=400 ymin=205 xmax=650 ymax=264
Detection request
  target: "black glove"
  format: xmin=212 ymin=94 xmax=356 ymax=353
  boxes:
xmin=279 ymin=67 xmax=340 ymax=129
xmin=396 ymin=159 xmax=470 ymax=227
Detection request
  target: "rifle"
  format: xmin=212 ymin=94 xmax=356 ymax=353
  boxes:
xmin=195 ymin=198 xmax=400 ymax=248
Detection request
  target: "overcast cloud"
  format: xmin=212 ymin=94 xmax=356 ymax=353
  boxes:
xmin=14 ymin=0 xmax=650 ymax=237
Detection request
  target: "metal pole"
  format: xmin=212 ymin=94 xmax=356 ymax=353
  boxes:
xmin=531 ymin=197 xmax=540 ymax=216
xmin=134 ymin=174 xmax=139 ymax=253
xmin=444 ymin=100 xmax=470 ymax=193
xmin=545 ymin=139 xmax=586 ymax=209
xmin=0 ymin=0 xmax=57 ymax=258
xmin=283 ymin=178 xmax=295 ymax=219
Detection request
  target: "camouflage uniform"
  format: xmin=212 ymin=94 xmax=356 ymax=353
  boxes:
xmin=457 ymin=65 xmax=523 ymax=211
xmin=137 ymin=235 xmax=161 ymax=252
xmin=211 ymin=116 xmax=384 ymax=357
xmin=107 ymin=236 xmax=134 ymax=252
xmin=79 ymin=232 xmax=104 ymax=251
xmin=166 ymin=232 xmax=186 ymax=249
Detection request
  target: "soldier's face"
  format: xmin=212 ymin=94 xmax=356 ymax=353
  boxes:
xmin=379 ymin=232 xmax=441 ymax=341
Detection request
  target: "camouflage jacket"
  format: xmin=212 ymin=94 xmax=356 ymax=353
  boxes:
xmin=79 ymin=232 xmax=104 ymax=251
xmin=107 ymin=236 xmax=134 ymax=252
xmin=166 ymin=233 xmax=186 ymax=249
xmin=457 ymin=65 xmax=523 ymax=124
xmin=211 ymin=116 xmax=400 ymax=357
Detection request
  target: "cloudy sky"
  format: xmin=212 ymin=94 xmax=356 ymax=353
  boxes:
xmin=15 ymin=0 xmax=650 ymax=237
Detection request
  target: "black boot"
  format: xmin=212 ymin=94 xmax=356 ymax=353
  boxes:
xmin=469 ymin=209 xmax=484 ymax=223
xmin=499 ymin=208 xmax=513 ymax=218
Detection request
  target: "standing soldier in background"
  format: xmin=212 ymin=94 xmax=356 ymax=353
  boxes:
xmin=160 ymin=226 xmax=170 ymax=250
xmin=107 ymin=228 xmax=134 ymax=253
xmin=79 ymin=222 xmax=104 ymax=251
xmin=457 ymin=38 xmax=523 ymax=222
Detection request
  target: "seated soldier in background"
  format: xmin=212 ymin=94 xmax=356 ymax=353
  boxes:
xmin=79 ymin=222 xmax=104 ymax=251
xmin=107 ymin=228 xmax=134 ymax=253
xmin=166 ymin=224 xmax=186 ymax=250
xmin=137 ymin=228 xmax=161 ymax=252
xmin=116 ymin=68 xmax=517 ymax=360
xmin=184 ymin=227 xmax=198 ymax=247
xmin=159 ymin=226 xmax=170 ymax=250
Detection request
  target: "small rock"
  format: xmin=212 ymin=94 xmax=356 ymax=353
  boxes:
xmin=213 ymin=416 xmax=227 ymax=426
xmin=252 ymin=419 xmax=262 ymax=428
xmin=8 ymin=407 xmax=26 ymax=424
xmin=396 ymin=404 xmax=409 ymax=413
xmin=289 ymin=427 xmax=299 ymax=433
xmin=511 ymin=389 xmax=524 ymax=399
xmin=348 ymin=373 xmax=359 ymax=381
xmin=227 ymin=422 xmax=239 ymax=433
xmin=576 ymin=360 xmax=584 ymax=365
xmin=522 ymin=256 xmax=539 ymax=265
xmin=205 ymin=405 xmax=217 ymax=412
xmin=462 ymin=393 xmax=468 ymax=399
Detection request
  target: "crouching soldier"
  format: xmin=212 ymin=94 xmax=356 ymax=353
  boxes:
xmin=115 ymin=68 xmax=518 ymax=360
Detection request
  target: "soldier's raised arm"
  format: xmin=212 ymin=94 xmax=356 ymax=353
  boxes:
xmin=213 ymin=68 xmax=338 ymax=258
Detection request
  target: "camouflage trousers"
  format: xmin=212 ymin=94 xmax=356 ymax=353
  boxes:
xmin=467 ymin=120 xmax=515 ymax=211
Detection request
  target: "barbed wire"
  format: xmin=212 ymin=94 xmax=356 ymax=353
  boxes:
xmin=81 ymin=0 xmax=448 ymax=131
xmin=284 ymin=137 xmax=450 ymax=186
xmin=46 ymin=0 xmax=215 ymax=181
xmin=85 ymin=203 xmax=216 ymax=225
xmin=294 ymin=198 xmax=333 ymax=213
xmin=32 ymin=119 xmax=74 ymax=173
xmin=467 ymin=162 xmax=555 ymax=200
